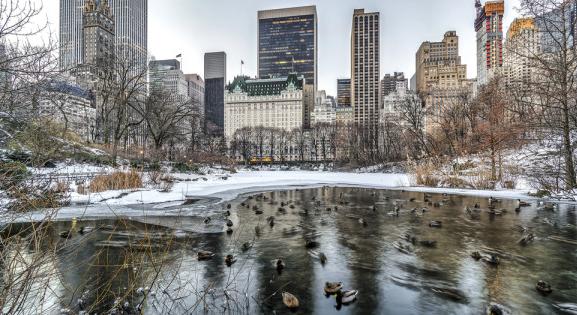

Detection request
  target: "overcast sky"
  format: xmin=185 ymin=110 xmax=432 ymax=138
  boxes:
xmin=40 ymin=0 xmax=521 ymax=95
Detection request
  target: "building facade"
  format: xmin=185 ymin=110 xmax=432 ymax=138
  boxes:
xmin=185 ymin=74 xmax=205 ymax=110
xmin=258 ymin=6 xmax=317 ymax=129
xmin=39 ymin=81 xmax=96 ymax=142
xmin=337 ymin=78 xmax=351 ymax=107
xmin=504 ymin=18 xmax=540 ymax=87
xmin=59 ymin=0 xmax=148 ymax=71
xmin=224 ymin=74 xmax=305 ymax=139
xmin=415 ymin=31 xmax=472 ymax=132
xmin=415 ymin=31 xmax=465 ymax=94
xmin=311 ymin=92 xmax=336 ymax=125
xmin=475 ymin=0 xmax=505 ymax=86
xmin=257 ymin=6 xmax=317 ymax=89
xmin=148 ymin=59 xmax=188 ymax=99
xmin=351 ymin=9 xmax=380 ymax=131
xmin=204 ymin=52 xmax=227 ymax=135
xmin=82 ymin=0 xmax=114 ymax=73
xmin=381 ymin=72 xmax=407 ymax=98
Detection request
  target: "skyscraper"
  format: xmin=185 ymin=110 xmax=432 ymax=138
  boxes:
xmin=504 ymin=18 xmax=539 ymax=86
xmin=82 ymin=0 xmax=114 ymax=73
xmin=59 ymin=0 xmax=148 ymax=71
xmin=258 ymin=6 xmax=317 ymax=129
xmin=475 ymin=0 xmax=505 ymax=85
xmin=204 ymin=52 xmax=226 ymax=135
xmin=337 ymin=78 xmax=351 ymax=107
xmin=351 ymin=9 xmax=380 ymax=131
xmin=257 ymin=6 xmax=317 ymax=88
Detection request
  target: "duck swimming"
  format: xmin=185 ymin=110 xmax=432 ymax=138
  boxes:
xmin=536 ymin=280 xmax=553 ymax=295
xmin=429 ymin=221 xmax=442 ymax=228
xmin=197 ymin=250 xmax=215 ymax=261
xmin=276 ymin=259 xmax=285 ymax=272
xmin=324 ymin=282 xmax=343 ymax=295
xmin=225 ymin=254 xmax=236 ymax=266
xmin=336 ymin=289 xmax=358 ymax=305
xmin=282 ymin=292 xmax=299 ymax=310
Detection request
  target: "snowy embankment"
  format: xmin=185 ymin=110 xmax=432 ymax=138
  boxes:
xmin=1 ymin=169 xmax=538 ymax=223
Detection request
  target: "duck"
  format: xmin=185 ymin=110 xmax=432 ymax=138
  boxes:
xmin=59 ymin=231 xmax=71 ymax=239
xmin=324 ymin=282 xmax=343 ymax=295
xmin=226 ymin=227 xmax=233 ymax=235
xmin=278 ymin=207 xmax=287 ymax=214
xmin=78 ymin=226 xmax=94 ymax=234
xmin=197 ymin=250 xmax=215 ymax=261
xmin=241 ymin=242 xmax=253 ymax=252
xmin=305 ymin=240 xmax=320 ymax=249
xmin=429 ymin=221 xmax=442 ymax=228
xmin=404 ymin=234 xmax=417 ymax=244
xmin=252 ymin=205 xmax=259 ymax=211
xmin=482 ymin=254 xmax=500 ymax=266
xmin=225 ymin=254 xmax=236 ymax=266
xmin=224 ymin=210 xmax=231 ymax=217
xmin=319 ymin=252 xmax=328 ymax=264
xmin=226 ymin=204 xmax=232 ymax=209
xmin=487 ymin=302 xmax=512 ymax=315
xmin=336 ymin=289 xmax=358 ymax=305
xmin=518 ymin=233 xmax=534 ymax=246
xmin=488 ymin=197 xmax=501 ymax=204
xmin=542 ymin=203 xmax=556 ymax=211
xmin=226 ymin=219 xmax=234 ymax=227
xmin=471 ymin=251 xmax=482 ymax=260
xmin=268 ymin=218 xmax=275 ymax=228
xmin=536 ymin=280 xmax=553 ymax=294
xmin=282 ymin=292 xmax=299 ymax=310
xmin=517 ymin=199 xmax=531 ymax=207
xmin=419 ymin=240 xmax=437 ymax=248
xmin=394 ymin=242 xmax=413 ymax=254
xmin=204 ymin=217 xmax=212 ymax=225
xmin=255 ymin=209 xmax=264 ymax=215
xmin=358 ymin=218 xmax=368 ymax=227
xmin=276 ymin=259 xmax=285 ymax=272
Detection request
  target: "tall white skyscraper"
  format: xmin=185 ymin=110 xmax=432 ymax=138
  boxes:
xmin=59 ymin=0 xmax=148 ymax=71
xmin=351 ymin=9 xmax=380 ymax=131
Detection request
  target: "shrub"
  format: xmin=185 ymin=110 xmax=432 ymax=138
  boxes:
xmin=172 ymin=162 xmax=199 ymax=174
xmin=0 ymin=161 xmax=30 ymax=189
xmin=8 ymin=186 xmax=69 ymax=212
xmin=89 ymin=170 xmax=143 ymax=193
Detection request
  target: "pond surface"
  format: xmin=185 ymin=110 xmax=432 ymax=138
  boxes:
xmin=2 ymin=187 xmax=577 ymax=314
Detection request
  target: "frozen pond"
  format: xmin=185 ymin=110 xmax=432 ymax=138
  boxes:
xmin=2 ymin=187 xmax=576 ymax=314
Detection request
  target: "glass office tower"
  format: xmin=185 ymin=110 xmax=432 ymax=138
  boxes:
xmin=258 ymin=6 xmax=317 ymax=89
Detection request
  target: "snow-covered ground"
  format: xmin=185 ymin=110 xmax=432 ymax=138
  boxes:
xmin=1 ymin=169 xmax=537 ymax=223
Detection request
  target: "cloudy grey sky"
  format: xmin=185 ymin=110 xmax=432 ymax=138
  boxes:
xmin=41 ymin=0 xmax=521 ymax=95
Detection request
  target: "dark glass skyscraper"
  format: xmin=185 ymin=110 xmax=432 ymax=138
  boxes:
xmin=258 ymin=6 xmax=317 ymax=89
xmin=337 ymin=78 xmax=351 ymax=107
xmin=204 ymin=52 xmax=226 ymax=135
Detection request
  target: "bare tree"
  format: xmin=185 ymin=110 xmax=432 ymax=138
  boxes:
xmin=141 ymin=90 xmax=194 ymax=160
xmin=515 ymin=0 xmax=577 ymax=189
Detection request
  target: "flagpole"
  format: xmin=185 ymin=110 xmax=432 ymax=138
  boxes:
xmin=241 ymin=60 xmax=243 ymax=76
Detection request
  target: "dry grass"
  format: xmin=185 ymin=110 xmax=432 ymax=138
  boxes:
xmin=409 ymin=159 xmax=441 ymax=187
xmin=89 ymin=170 xmax=143 ymax=193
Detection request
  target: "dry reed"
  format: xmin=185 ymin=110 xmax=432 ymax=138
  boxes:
xmin=89 ymin=170 xmax=143 ymax=193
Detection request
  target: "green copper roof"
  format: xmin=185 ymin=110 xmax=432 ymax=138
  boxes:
xmin=227 ymin=73 xmax=304 ymax=96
